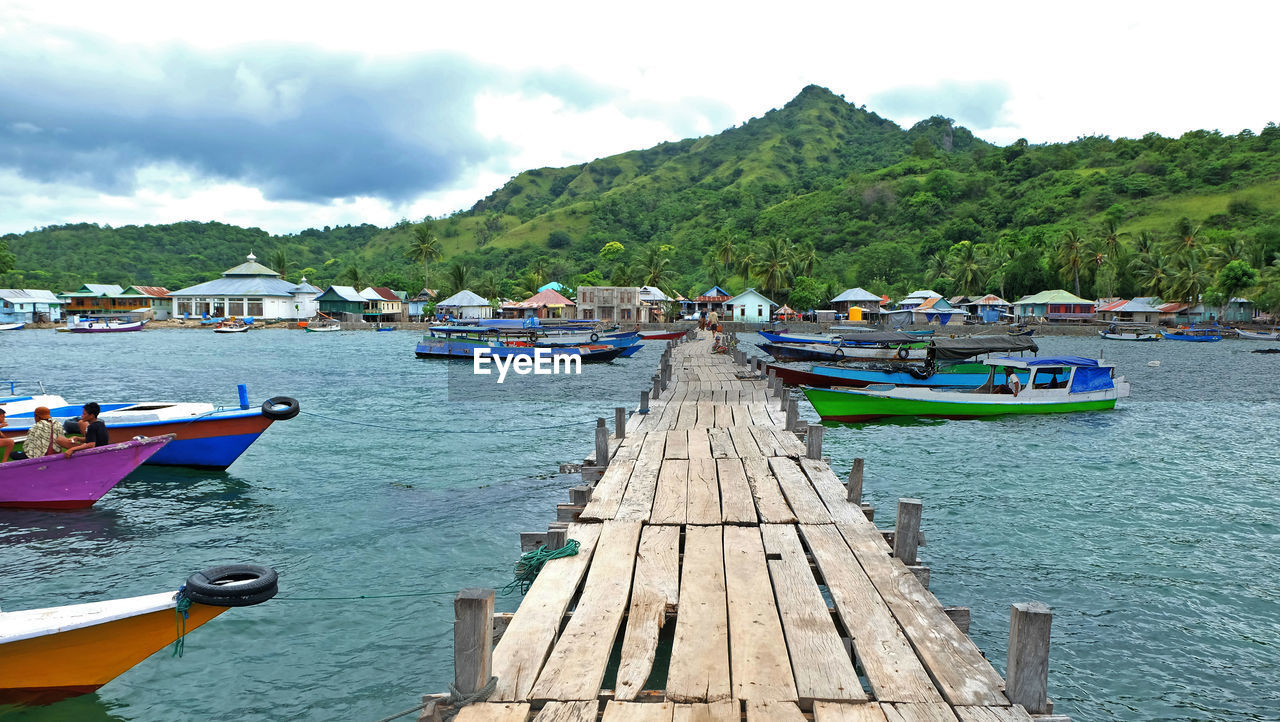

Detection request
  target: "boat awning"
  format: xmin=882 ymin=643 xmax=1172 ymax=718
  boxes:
xmin=931 ymin=336 xmax=1039 ymax=360
xmin=987 ymin=356 xmax=1102 ymax=368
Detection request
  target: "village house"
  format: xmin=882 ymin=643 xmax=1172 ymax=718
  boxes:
xmin=690 ymin=285 xmax=732 ymax=318
xmin=167 ymin=253 xmax=319 ymax=320
xmin=1012 ymin=290 xmax=1096 ymax=321
xmin=576 ymin=286 xmax=663 ymax=323
xmin=407 ymin=289 xmax=437 ymax=321
xmin=0 ymin=289 xmax=66 ymax=324
xmin=316 ymin=286 xmax=366 ymax=319
xmin=501 ymin=288 xmax=576 ymax=320
xmin=436 ymin=290 xmax=494 ymax=319
xmin=910 ymin=296 xmax=968 ymax=325
xmin=959 ymin=294 xmax=1012 ymax=323
xmin=1096 ymin=298 xmax=1165 ymax=325
xmin=360 ymin=287 xmax=406 ymax=322
xmin=898 ymin=290 xmax=943 ymax=310
xmin=725 ymin=288 xmax=777 ymax=324
xmin=830 ymin=287 xmax=883 ymax=322
xmin=119 ymin=286 xmax=173 ymax=320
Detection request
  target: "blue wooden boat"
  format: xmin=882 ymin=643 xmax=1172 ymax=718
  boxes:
xmin=808 ymin=363 xmax=1031 ymax=388
xmin=414 ymin=326 xmax=626 ymax=362
xmin=617 ymin=344 xmax=644 ymax=357
xmin=758 ymin=330 xmax=919 ymax=346
xmin=1161 ymin=328 xmax=1222 ymax=342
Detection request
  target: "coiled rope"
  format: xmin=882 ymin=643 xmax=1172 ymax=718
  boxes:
xmin=501 ymin=540 xmax=580 ymax=595
xmin=171 ymin=590 xmax=192 ymax=658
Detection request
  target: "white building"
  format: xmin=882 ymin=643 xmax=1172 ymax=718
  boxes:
xmin=167 ymin=253 xmax=319 ymax=320
xmin=725 ymin=288 xmax=777 ymax=324
xmin=436 ymin=290 xmax=494 ymax=319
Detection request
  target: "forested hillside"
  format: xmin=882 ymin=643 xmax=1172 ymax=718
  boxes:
xmin=2 ymin=85 xmax=1278 ymax=314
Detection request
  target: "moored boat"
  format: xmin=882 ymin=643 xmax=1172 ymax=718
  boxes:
xmin=1161 ymin=328 xmax=1222 ymax=342
xmin=1 ymin=391 xmax=300 ymax=469
xmin=1100 ymin=324 xmax=1162 ymax=341
xmin=775 ymin=335 xmax=1039 ymax=389
xmin=68 ymin=319 xmax=146 ymax=333
xmin=213 ymin=319 xmax=251 ymax=333
xmin=305 ymin=317 xmax=342 ymax=332
xmin=758 ymin=341 xmax=929 ymax=364
xmin=414 ymin=326 xmax=626 ymax=362
xmin=1236 ymin=328 xmax=1280 ymax=341
xmin=0 ymin=322 xmax=25 ymax=331
xmin=0 ymin=564 xmax=278 ymax=705
xmin=0 ymin=435 xmax=174 ymax=509
xmin=802 ymin=357 xmax=1128 ymax=422
xmin=637 ymin=329 xmax=689 ymax=341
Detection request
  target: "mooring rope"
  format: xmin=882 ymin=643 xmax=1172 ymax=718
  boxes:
xmin=372 ymin=676 xmax=498 ymax=722
xmin=171 ymin=592 xmax=192 ymax=658
xmin=298 ymin=409 xmax=610 ymax=433
xmin=501 ymin=540 xmax=581 ymax=595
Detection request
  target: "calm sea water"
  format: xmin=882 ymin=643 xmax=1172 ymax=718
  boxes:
xmin=1 ymin=330 xmax=1277 ymax=721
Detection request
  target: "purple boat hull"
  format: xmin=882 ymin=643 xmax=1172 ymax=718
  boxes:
xmin=0 ymin=435 xmax=174 ymax=509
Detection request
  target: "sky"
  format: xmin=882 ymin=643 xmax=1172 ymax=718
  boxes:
xmin=1 ymin=0 xmax=1276 ymax=236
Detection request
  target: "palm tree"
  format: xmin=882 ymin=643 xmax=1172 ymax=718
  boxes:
xmin=702 ymin=254 xmax=728 ymax=289
xmin=948 ymin=241 xmax=984 ymax=295
xmin=1167 ymin=251 xmax=1213 ymax=307
xmin=714 ymin=234 xmax=739 ymax=271
xmin=1166 ymin=217 xmax=1202 ymax=256
xmin=340 ymin=265 xmax=364 ymax=289
xmin=268 ymin=248 xmax=293 ymax=278
xmin=751 ymin=237 xmax=794 ymax=297
xmin=408 ymin=222 xmax=443 ymax=293
xmin=1055 ymin=229 xmax=1088 ymax=297
xmin=474 ymin=271 xmax=501 ymax=301
xmin=640 ymin=244 xmax=671 ymax=288
xmin=528 ymin=257 xmax=550 ymax=290
xmin=1133 ymin=253 xmax=1172 ymax=297
xmin=444 ymin=262 xmax=471 ymax=297
xmin=735 ymin=247 xmax=756 ymax=288
xmin=791 ymin=241 xmax=818 ymax=277
xmin=982 ymin=238 xmax=1016 ymax=299
xmin=924 ymin=252 xmax=949 ymax=285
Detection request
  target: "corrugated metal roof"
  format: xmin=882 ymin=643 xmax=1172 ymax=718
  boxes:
xmin=904 ymin=289 xmax=943 ymax=300
xmin=168 ymin=277 xmax=300 ymax=297
xmin=1097 ymin=299 xmax=1128 ymax=312
xmin=223 ymin=260 xmax=280 ymax=277
xmin=504 ymin=288 xmax=575 ymax=308
xmin=317 ymin=285 xmax=366 ymax=303
xmin=128 ymin=285 xmax=170 ymax=297
xmin=831 ymin=287 xmax=881 ymax=303
xmin=61 ymin=284 xmax=125 ymax=297
xmin=438 ymin=290 xmax=490 ymax=307
xmin=970 ymin=294 xmax=1010 ymax=306
xmin=726 ymin=288 xmax=777 ymax=306
xmin=1015 ymin=289 xmax=1096 ymax=305
xmin=0 ymin=289 xmax=66 ymax=304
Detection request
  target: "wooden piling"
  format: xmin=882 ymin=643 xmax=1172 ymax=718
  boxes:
xmin=805 ymin=423 xmax=823 ymax=460
xmin=453 ymin=588 xmax=495 ymax=696
xmin=639 ymin=389 xmax=650 ymax=413
xmin=784 ymin=392 xmax=798 ymax=433
xmin=615 ymin=407 xmax=626 ymax=439
xmin=546 ymin=527 xmax=568 ymax=550
xmin=894 ymin=498 xmax=922 ymax=566
xmin=595 ymin=419 xmax=609 ymax=467
xmin=1007 ymin=602 xmax=1053 ymax=714
xmin=846 ymin=458 xmax=864 ymax=504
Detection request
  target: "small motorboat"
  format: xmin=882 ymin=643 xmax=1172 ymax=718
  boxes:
xmin=1007 ymin=328 xmax=1035 ymax=337
xmin=213 ymin=319 xmax=250 ymax=333
xmin=1236 ymin=328 xmax=1280 ymax=341
xmin=0 ymin=435 xmax=174 ymax=509
xmin=305 ymin=317 xmax=342 ymax=333
xmin=802 ymin=357 xmax=1129 ymax=422
xmin=1100 ymin=324 xmax=1162 ymax=341
xmin=414 ymin=326 xmax=627 ymax=362
xmin=68 ymin=318 xmax=146 ymax=333
xmin=1161 ymin=328 xmax=1222 ymax=342
xmin=758 ymin=341 xmax=929 ymax=364
xmin=0 ymin=322 xmax=25 ymax=331
xmin=637 ymin=329 xmax=689 ymax=341
xmin=0 ymin=564 xmax=278 ymax=705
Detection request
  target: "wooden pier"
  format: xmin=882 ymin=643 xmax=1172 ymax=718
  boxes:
xmin=430 ymin=335 xmax=1067 ymax=722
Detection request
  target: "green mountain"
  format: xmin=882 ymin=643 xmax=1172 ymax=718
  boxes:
xmin=3 ymin=85 xmax=1279 ymax=311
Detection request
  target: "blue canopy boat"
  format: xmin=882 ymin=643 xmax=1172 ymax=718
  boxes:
xmin=414 ymin=326 xmax=626 ymax=362
xmin=1161 ymin=328 xmax=1222 ymax=342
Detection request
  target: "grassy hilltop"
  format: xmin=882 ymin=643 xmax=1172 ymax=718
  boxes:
xmin=3 ymin=85 xmax=1279 ymax=312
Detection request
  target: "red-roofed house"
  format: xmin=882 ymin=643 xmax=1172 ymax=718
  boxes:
xmin=122 ymin=285 xmax=172 ymax=320
xmin=360 ymin=286 xmax=406 ymax=322
xmin=502 ymin=288 xmax=577 ymax=320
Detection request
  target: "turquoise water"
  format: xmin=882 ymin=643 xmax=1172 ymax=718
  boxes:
xmin=1 ymin=330 xmax=1277 ymax=721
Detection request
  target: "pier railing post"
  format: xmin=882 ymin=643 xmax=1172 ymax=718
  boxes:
xmin=894 ymin=498 xmax=922 ymax=566
xmin=1007 ymin=602 xmax=1054 ymax=714
xmin=784 ymin=392 xmax=798 ymax=432
xmin=805 ymin=423 xmax=824 ymax=460
xmin=595 ymin=418 xmax=609 ymax=467
xmin=846 ymin=458 xmax=864 ymax=504
xmin=615 ymin=407 xmax=626 ymax=439
xmin=652 ymin=374 xmax=661 ymax=399
xmin=639 ymin=389 xmax=650 ymax=413
xmin=454 ymin=588 xmax=495 ymax=696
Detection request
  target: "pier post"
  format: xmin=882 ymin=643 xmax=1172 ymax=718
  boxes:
xmin=1007 ymin=602 xmax=1054 ymax=714
xmin=784 ymin=392 xmax=798 ymax=432
xmin=639 ymin=389 xmax=650 ymax=413
xmin=846 ymin=458 xmax=864 ymax=504
xmin=546 ymin=527 xmax=568 ymax=549
xmin=894 ymin=498 xmax=922 ymax=566
xmin=615 ymin=407 xmax=626 ymax=439
xmin=595 ymin=419 xmax=609 ymax=467
xmin=454 ymin=588 xmax=495 ymax=696
xmin=805 ymin=423 xmax=824 ymax=460
xmin=652 ymin=374 xmax=661 ymax=399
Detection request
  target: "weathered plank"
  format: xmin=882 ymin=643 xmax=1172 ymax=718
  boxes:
xmin=744 ymin=700 xmax=806 ymax=722
xmin=811 ymin=702 xmax=890 ymax=722
xmin=953 ymin=707 xmax=1035 ymax=722
xmin=651 ymin=459 xmax=689 ymax=525
xmin=615 ymin=525 xmax=681 ymax=701
xmin=722 ymin=525 xmax=797 ymax=702
xmin=533 ymin=700 xmax=599 ymax=722
xmin=727 ymin=425 xmax=762 ymax=457
xmin=454 ymin=703 xmax=532 ymax=722
xmin=770 ymin=427 xmax=808 ymax=457
xmin=799 ymin=524 xmax=944 ymax=704
xmin=672 ymin=700 xmax=738 ymax=722
xmin=707 ymin=427 xmax=735 ymax=459
xmin=665 ymin=429 xmax=690 ymax=459
xmin=686 ymin=458 xmax=721 ymax=525
xmin=879 ymin=702 xmax=960 ymax=722
xmin=667 ymin=525 xmax=731 ymax=702
xmin=601 ymin=701 xmax=675 ymax=722
xmin=491 ymin=523 xmax=603 ymax=701
xmin=742 ymin=455 xmax=797 ymax=524
xmin=761 ymin=524 xmax=866 ymax=703
xmin=749 ymin=425 xmax=784 ymax=456
xmin=696 ymin=399 xmax=716 ymax=428
xmin=531 ymin=521 xmax=643 ymax=701
xmin=616 ymin=433 xmax=666 ymax=521
xmin=716 ymin=458 xmax=757 ymax=524
xmin=675 ymin=402 xmax=698 ymax=430
xmin=769 ymin=456 xmax=833 ymax=524
xmin=686 ymin=427 xmax=712 ymax=459
xmin=579 ymin=460 xmax=635 ymax=521
xmin=713 ymin=404 xmax=735 ymax=429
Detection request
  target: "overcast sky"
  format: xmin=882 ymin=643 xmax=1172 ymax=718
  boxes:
xmin=1 ymin=0 xmax=1275 ymax=236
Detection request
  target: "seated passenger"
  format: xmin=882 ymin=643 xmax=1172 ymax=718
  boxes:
xmin=24 ymin=406 xmax=60 ymax=458
xmin=56 ymin=402 xmax=110 ymax=457
xmin=0 ymin=409 xmax=12 ymax=462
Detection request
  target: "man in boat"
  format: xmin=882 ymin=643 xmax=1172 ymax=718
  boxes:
xmin=55 ymin=402 xmax=109 ymax=457
xmin=23 ymin=406 xmax=61 ymax=458
xmin=1006 ymin=368 xmax=1022 ymax=397
xmin=0 ymin=409 xmax=12 ymax=462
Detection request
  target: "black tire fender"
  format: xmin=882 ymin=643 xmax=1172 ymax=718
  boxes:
xmin=184 ymin=564 xmax=279 ymax=607
xmin=833 ymin=346 xmax=845 ymax=359
xmin=528 ymin=331 xmax=538 ymax=343
xmin=896 ymin=346 xmax=909 ymax=360
xmin=261 ymin=396 xmax=300 ymax=421
xmin=590 ymin=332 xmax=599 ymax=342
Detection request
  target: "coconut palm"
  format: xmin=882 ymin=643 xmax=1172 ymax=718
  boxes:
xmin=791 ymin=241 xmax=818 ymax=277
xmin=714 ymin=234 xmax=739 ymax=271
xmin=640 ymin=244 xmax=671 ymax=288
xmin=340 ymin=265 xmax=365 ymax=289
xmin=1133 ymin=254 xmax=1172 ymax=297
xmin=1166 ymin=217 xmax=1202 ymax=256
xmin=444 ymin=262 xmax=472 ymax=297
xmin=924 ymin=252 xmax=949 ymax=285
xmin=735 ymin=247 xmax=756 ymax=287
xmin=474 ymin=271 xmax=501 ymax=301
xmin=408 ymin=222 xmax=443 ymax=294
xmin=1055 ymin=229 xmax=1088 ymax=297
xmin=1167 ymin=251 xmax=1213 ymax=307
xmin=702 ymin=254 xmax=728 ymax=288
xmin=268 ymin=248 xmax=293 ymax=278
xmin=948 ymin=241 xmax=984 ymax=295
xmin=982 ymin=239 xmax=1016 ymax=299
xmin=528 ymin=257 xmax=550 ymax=290
xmin=751 ymin=237 xmax=793 ymax=297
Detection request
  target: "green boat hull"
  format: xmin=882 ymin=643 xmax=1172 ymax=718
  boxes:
xmin=802 ymin=387 xmax=1117 ymax=422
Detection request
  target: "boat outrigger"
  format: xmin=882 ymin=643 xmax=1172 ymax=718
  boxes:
xmin=0 ymin=564 xmax=278 ymax=705
xmin=802 ymin=357 xmax=1129 ymax=422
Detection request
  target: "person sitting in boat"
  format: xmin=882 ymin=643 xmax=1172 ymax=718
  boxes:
xmin=0 ymin=409 xmax=12 ymax=463
xmin=23 ymin=406 xmax=61 ymax=458
xmin=1005 ymin=368 xmax=1022 ymax=397
xmin=55 ymin=402 xmax=109 ymax=457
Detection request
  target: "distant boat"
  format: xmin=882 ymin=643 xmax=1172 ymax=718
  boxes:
xmin=1236 ymin=329 xmax=1280 ymax=341
xmin=68 ymin=319 xmax=145 ymax=333
xmin=1007 ymin=328 xmax=1035 ymax=337
xmin=758 ymin=342 xmax=929 ymax=364
xmin=415 ymin=326 xmax=627 ymax=362
xmin=0 ymin=564 xmax=278 ymax=704
xmin=1100 ymin=325 xmax=1162 ymax=341
xmin=1161 ymin=328 xmax=1222 ymax=342
xmin=213 ymin=320 xmax=250 ymax=333
xmin=0 ymin=322 xmax=24 ymax=331
xmin=637 ymin=329 xmax=688 ymax=341
xmin=803 ymin=357 xmax=1129 ymax=422
xmin=1 ymin=435 xmax=174 ymax=509
xmin=305 ymin=318 xmax=342 ymax=333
